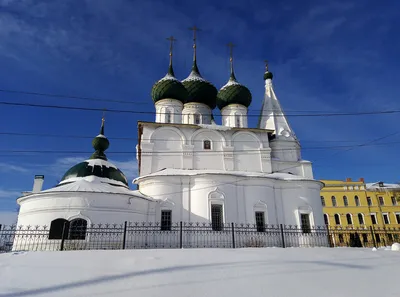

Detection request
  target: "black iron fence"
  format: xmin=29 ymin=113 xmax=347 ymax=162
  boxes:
xmin=1 ymin=222 xmax=399 ymax=253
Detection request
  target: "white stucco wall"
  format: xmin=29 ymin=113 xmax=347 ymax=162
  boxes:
xmin=155 ymin=99 xmax=183 ymax=124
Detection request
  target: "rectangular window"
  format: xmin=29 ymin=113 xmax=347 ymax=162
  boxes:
xmin=362 ymin=233 xmax=368 ymax=243
xmin=321 ymin=196 xmax=325 ymax=207
xmin=255 ymin=211 xmax=265 ymax=232
xmin=391 ymin=196 xmax=397 ymax=206
xmin=367 ymin=197 xmax=372 ymax=206
xmin=331 ymin=196 xmax=337 ymax=207
xmin=160 ymin=210 xmax=172 ymax=231
xmin=300 ymin=213 xmax=311 ymax=234
xmin=379 ymin=197 xmax=384 ymax=206
xmin=235 ymin=114 xmax=241 ymax=127
xmin=355 ymin=196 xmax=360 ymax=206
xmin=370 ymin=213 xmax=377 ymax=225
xmin=383 ymin=213 xmax=390 ymax=224
xmin=396 ymin=213 xmax=400 ymax=224
xmin=211 ymin=204 xmax=223 ymax=231
xmin=343 ymin=196 xmax=348 ymax=206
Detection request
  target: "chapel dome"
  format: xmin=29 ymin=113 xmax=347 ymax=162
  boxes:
xmin=59 ymin=119 xmax=129 ymax=187
xmin=182 ymin=61 xmax=217 ymax=109
xmin=151 ymin=65 xmax=188 ymax=103
xmin=217 ymin=73 xmax=252 ymax=110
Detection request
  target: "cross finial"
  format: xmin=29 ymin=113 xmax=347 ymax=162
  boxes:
xmin=100 ymin=110 xmax=106 ymax=135
xmin=264 ymin=60 xmax=269 ymax=72
xmin=166 ymin=36 xmax=177 ymax=57
xmin=227 ymin=42 xmax=236 ymax=80
xmin=189 ymin=26 xmax=201 ymax=62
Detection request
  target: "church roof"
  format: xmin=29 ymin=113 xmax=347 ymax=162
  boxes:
xmin=60 ymin=118 xmax=129 ymax=187
xmin=134 ymin=168 xmax=322 ymax=184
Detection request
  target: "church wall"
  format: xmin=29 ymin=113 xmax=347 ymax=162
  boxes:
xmin=232 ymin=131 xmax=263 ymax=172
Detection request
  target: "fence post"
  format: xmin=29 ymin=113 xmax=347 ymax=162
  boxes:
xmin=122 ymin=221 xmax=127 ymax=250
xmin=180 ymin=221 xmax=183 ymax=249
xmin=280 ymin=224 xmax=286 ymax=248
xmin=326 ymin=226 xmax=332 ymax=247
xmin=60 ymin=222 xmax=67 ymax=251
xmin=370 ymin=226 xmax=377 ymax=248
xmin=231 ymin=223 xmax=236 ymax=249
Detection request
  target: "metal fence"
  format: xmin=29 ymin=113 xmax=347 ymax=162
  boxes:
xmin=1 ymin=222 xmax=399 ymax=253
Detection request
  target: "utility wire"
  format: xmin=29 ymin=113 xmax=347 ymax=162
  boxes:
xmin=2 ymin=101 xmax=400 ymax=118
xmin=0 ymin=131 xmax=390 ymax=143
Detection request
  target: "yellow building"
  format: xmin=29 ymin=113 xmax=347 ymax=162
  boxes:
xmin=320 ymin=178 xmax=400 ymax=246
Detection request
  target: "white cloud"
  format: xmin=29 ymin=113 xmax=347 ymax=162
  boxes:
xmin=0 ymin=162 xmax=29 ymax=173
xmin=0 ymin=189 xmax=21 ymax=199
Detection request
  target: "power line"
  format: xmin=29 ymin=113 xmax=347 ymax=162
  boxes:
xmin=0 ymin=141 xmax=399 ymax=156
xmin=2 ymin=101 xmax=400 ymax=118
xmin=0 ymin=131 xmax=388 ymax=143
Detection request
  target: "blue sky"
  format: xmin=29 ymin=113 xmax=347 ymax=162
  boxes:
xmin=0 ymin=0 xmax=400 ymax=215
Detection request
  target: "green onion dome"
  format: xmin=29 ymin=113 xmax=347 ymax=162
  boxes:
xmin=151 ymin=64 xmax=188 ymax=103
xmin=264 ymin=70 xmax=273 ymax=80
xmin=59 ymin=119 xmax=129 ymax=187
xmin=182 ymin=61 xmax=218 ymax=109
xmin=217 ymin=72 xmax=252 ymax=110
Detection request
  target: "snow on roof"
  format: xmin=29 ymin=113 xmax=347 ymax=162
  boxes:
xmin=220 ymin=79 xmax=241 ymax=90
xmin=134 ymin=169 xmax=317 ymax=183
xmin=197 ymin=123 xmax=232 ymax=131
xmin=84 ymin=158 xmax=118 ymax=169
xmin=182 ymin=71 xmax=208 ymax=82
xmin=32 ymin=176 xmax=152 ymax=200
xmin=365 ymin=182 xmax=400 ymax=190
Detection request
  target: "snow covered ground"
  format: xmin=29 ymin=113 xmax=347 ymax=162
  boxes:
xmin=0 ymin=247 xmax=399 ymax=297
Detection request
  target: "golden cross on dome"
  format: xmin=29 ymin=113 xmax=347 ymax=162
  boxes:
xmin=264 ymin=60 xmax=269 ymax=71
xmin=227 ymin=42 xmax=235 ymax=62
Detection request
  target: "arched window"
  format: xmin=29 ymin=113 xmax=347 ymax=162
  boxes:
xmin=331 ymin=196 xmax=337 ymax=207
xmin=165 ymin=111 xmax=172 ymax=123
xmin=235 ymin=113 xmax=241 ymax=127
xmin=49 ymin=218 xmax=69 ymax=240
xmin=69 ymin=219 xmax=87 ymax=240
xmin=334 ymin=214 xmax=341 ymax=225
xmin=321 ymin=196 xmax=325 ymax=206
xmin=203 ymin=140 xmax=211 ymax=150
xmin=346 ymin=214 xmax=353 ymax=225
xmin=355 ymin=196 xmax=360 ymax=206
xmin=343 ymin=196 xmax=348 ymax=206
xmin=324 ymin=214 xmax=329 ymax=225
xmin=194 ymin=114 xmax=201 ymax=124
xmin=358 ymin=213 xmax=364 ymax=225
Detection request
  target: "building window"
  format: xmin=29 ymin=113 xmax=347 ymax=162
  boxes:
xmin=355 ymin=196 xmax=360 ymax=206
xmin=383 ymin=213 xmax=390 ymax=225
xmin=396 ymin=213 xmax=400 ymax=224
xmin=346 ymin=214 xmax=353 ymax=225
xmin=367 ymin=197 xmax=372 ymax=206
xmin=211 ymin=204 xmax=223 ymax=231
xmin=165 ymin=111 xmax=172 ymax=123
xmin=324 ymin=214 xmax=329 ymax=225
xmin=255 ymin=211 xmax=265 ymax=232
xmin=203 ymin=140 xmax=211 ymax=150
xmin=343 ymin=196 xmax=348 ymax=206
xmin=300 ymin=214 xmax=311 ymax=234
xmin=235 ymin=114 xmax=241 ymax=127
xmin=370 ymin=213 xmax=377 ymax=225
xmin=69 ymin=219 xmax=87 ymax=240
xmin=194 ymin=113 xmax=201 ymax=124
xmin=391 ymin=196 xmax=397 ymax=206
xmin=48 ymin=218 xmax=69 ymax=240
xmin=161 ymin=210 xmax=172 ymax=231
xmin=362 ymin=233 xmax=368 ymax=243
xmin=334 ymin=214 xmax=341 ymax=225
xmin=331 ymin=196 xmax=337 ymax=207
xmin=338 ymin=234 xmax=344 ymax=243
xmin=358 ymin=213 xmax=364 ymax=225
xmin=321 ymin=196 xmax=325 ymax=206
xmin=379 ymin=197 xmax=384 ymax=206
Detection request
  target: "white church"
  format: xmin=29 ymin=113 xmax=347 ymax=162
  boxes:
xmin=12 ymin=33 xmax=325 ymax=249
